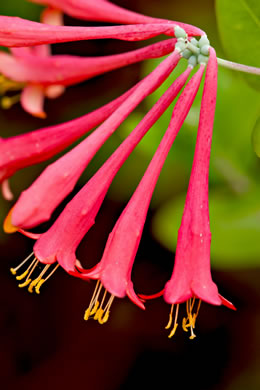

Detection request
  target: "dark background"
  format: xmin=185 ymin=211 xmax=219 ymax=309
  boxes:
xmin=0 ymin=1 xmax=259 ymax=389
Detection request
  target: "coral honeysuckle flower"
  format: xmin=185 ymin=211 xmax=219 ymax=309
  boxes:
xmin=80 ymin=66 xmax=204 ymax=325
xmin=8 ymin=48 xmax=181 ymax=230
xmin=29 ymin=0 xmax=204 ymax=36
xmin=0 ymin=81 xmax=141 ymax=200
xmin=0 ymin=16 xmax=181 ymax=48
xmin=6 ymin=61 xmax=193 ymax=295
xmin=0 ymin=38 xmax=176 ymax=117
xmin=163 ymin=48 xmax=236 ymax=340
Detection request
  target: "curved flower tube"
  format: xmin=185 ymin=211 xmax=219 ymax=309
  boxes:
xmin=0 ymin=39 xmax=176 ymax=86
xmin=163 ymin=48 xmax=236 ymax=340
xmin=0 ymin=38 xmax=175 ymax=116
xmin=29 ymin=0 xmax=204 ymax=36
xmin=0 ymin=81 xmax=140 ymax=190
xmin=79 ymin=66 xmax=204 ymax=322
xmin=0 ymin=17 xmax=176 ymax=47
xmin=9 ymin=50 xmax=181 ymax=229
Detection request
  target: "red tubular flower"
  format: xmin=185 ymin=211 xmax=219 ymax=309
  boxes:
xmin=29 ymin=0 xmax=204 ymax=36
xmin=6 ymin=64 xmax=192 ymax=295
xmin=163 ymin=48 xmax=236 ymax=340
xmin=80 ymin=66 xmax=204 ymax=324
xmin=0 ymin=16 xmax=176 ymax=47
xmin=8 ymin=49 xmax=181 ymax=230
xmin=0 ymin=82 xmax=140 ymax=199
xmin=0 ymin=39 xmax=176 ymax=116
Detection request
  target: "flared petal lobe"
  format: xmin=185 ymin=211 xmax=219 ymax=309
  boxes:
xmin=164 ymin=48 xmax=222 ymax=306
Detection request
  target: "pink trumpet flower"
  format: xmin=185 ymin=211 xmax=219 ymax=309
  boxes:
xmin=0 ymin=81 xmax=141 ymax=200
xmin=0 ymin=17 xmax=179 ymax=48
xmin=0 ymin=38 xmax=175 ymax=117
xmin=80 ymin=66 xmax=204 ymax=324
xmin=29 ymin=0 xmax=204 ymax=36
xmin=5 ymin=63 xmax=191 ymax=295
xmin=163 ymin=48 xmax=236 ymax=340
xmin=9 ymin=49 xmax=181 ymax=230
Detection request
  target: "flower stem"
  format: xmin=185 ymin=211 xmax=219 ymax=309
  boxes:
xmin=217 ymin=57 xmax=260 ymax=75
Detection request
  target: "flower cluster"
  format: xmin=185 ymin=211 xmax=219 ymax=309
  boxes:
xmin=0 ymin=0 xmax=242 ymax=340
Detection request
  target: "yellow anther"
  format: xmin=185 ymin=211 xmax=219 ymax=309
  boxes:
xmin=94 ymin=307 xmax=103 ymax=321
xmin=1 ymin=95 xmax=20 ymax=109
xmin=97 ymin=308 xmax=106 ymax=324
xmin=168 ymin=323 xmax=178 ymax=338
xmin=28 ymin=278 xmax=41 ymax=293
xmin=165 ymin=304 xmax=174 ymax=329
xmin=84 ymin=308 xmax=91 ymax=321
xmin=10 ymin=268 xmax=16 ymax=275
xmin=16 ymin=269 xmax=29 ymax=281
xmin=182 ymin=317 xmax=189 ymax=332
xmin=189 ymin=327 xmax=196 ymax=340
xmin=101 ymin=310 xmax=110 ymax=324
xmin=165 ymin=315 xmax=172 ymax=330
xmin=18 ymin=279 xmax=32 ymax=288
xmin=35 ymin=279 xmax=45 ymax=294
xmin=90 ymin=301 xmax=99 ymax=316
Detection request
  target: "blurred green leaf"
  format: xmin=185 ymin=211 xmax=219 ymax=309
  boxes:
xmin=252 ymin=116 xmax=260 ymax=157
xmin=216 ymin=0 xmax=260 ymax=90
xmin=0 ymin=0 xmax=42 ymax=19
xmin=152 ymin=190 xmax=260 ymax=268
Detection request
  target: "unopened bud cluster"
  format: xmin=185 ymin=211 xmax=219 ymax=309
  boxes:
xmin=174 ymin=26 xmax=210 ymax=67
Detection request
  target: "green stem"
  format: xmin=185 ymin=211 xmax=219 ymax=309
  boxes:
xmin=217 ymin=58 xmax=260 ymax=75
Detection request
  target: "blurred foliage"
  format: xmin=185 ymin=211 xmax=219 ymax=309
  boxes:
xmin=0 ymin=0 xmax=42 ymax=19
xmin=216 ymin=0 xmax=260 ymax=90
xmin=252 ymin=117 xmax=260 ymax=157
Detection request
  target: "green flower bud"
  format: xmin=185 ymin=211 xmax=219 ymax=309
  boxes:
xmin=200 ymin=44 xmax=210 ymax=56
xmin=174 ymin=26 xmax=187 ymax=39
xmin=198 ymin=35 xmax=210 ymax=48
xmin=188 ymin=55 xmax=198 ymax=67
xmin=175 ymin=41 xmax=187 ymax=52
xmin=181 ymin=49 xmax=192 ymax=59
xmin=190 ymin=38 xmax=199 ymax=47
xmin=198 ymin=54 xmax=209 ymax=64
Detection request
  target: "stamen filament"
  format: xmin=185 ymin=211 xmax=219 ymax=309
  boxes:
xmin=168 ymin=303 xmax=179 ymax=338
xmin=10 ymin=252 xmax=34 ymax=275
xmin=16 ymin=257 xmax=38 ymax=280
xmin=84 ymin=281 xmax=114 ymax=324
xmin=28 ymin=264 xmax=51 ymax=293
